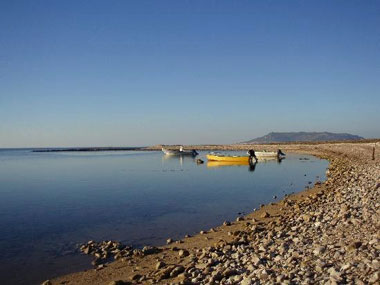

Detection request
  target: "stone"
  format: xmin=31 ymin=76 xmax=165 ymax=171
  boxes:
xmin=369 ymin=272 xmax=379 ymax=283
xmin=347 ymin=241 xmax=362 ymax=251
xmin=142 ymin=246 xmax=160 ymax=255
xmin=91 ymin=258 xmax=101 ymax=266
xmin=313 ymin=246 xmax=326 ymax=255
xmin=41 ymin=281 xmax=52 ymax=285
xmin=156 ymin=266 xmax=175 ymax=280
xmin=241 ymin=277 xmax=253 ymax=285
xmin=179 ymin=249 xmax=190 ymax=257
xmin=131 ymin=274 xmax=142 ymax=281
xmin=108 ymin=281 xmax=128 ymax=285
xmin=82 ymin=246 xmax=91 ymax=254
xmin=261 ymin=212 xmax=270 ymax=218
xmin=301 ymin=214 xmax=311 ymax=222
xmin=222 ymin=269 xmax=237 ymax=277
xmin=170 ymin=266 xmax=185 ymax=277
xmin=156 ymin=261 xmax=165 ymax=270
xmin=252 ymin=255 xmax=261 ymax=265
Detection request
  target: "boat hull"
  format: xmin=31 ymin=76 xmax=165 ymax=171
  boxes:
xmin=162 ymin=148 xmax=197 ymax=156
xmin=207 ymin=161 xmax=250 ymax=167
xmin=255 ymin=151 xmax=285 ymax=158
xmin=206 ymin=154 xmax=251 ymax=162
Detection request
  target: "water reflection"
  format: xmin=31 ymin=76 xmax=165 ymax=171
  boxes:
xmin=206 ymin=160 xmax=257 ymax=172
xmin=161 ymin=153 xmax=198 ymax=168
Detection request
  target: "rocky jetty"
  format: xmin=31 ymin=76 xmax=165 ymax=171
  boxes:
xmin=50 ymin=142 xmax=379 ymax=285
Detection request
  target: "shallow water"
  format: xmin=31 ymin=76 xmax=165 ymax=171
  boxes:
xmin=0 ymin=149 xmax=328 ymax=285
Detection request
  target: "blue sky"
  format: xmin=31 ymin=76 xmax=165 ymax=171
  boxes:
xmin=0 ymin=1 xmax=379 ymax=147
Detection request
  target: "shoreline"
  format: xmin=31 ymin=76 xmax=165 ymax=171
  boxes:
xmin=49 ymin=142 xmax=379 ymax=285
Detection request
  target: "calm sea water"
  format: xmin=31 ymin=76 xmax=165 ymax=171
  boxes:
xmin=0 ymin=149 xmax=328 ymax=285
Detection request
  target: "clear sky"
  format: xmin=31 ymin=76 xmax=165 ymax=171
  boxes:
xmin=1 ymin=0 xmax=379 ymax=147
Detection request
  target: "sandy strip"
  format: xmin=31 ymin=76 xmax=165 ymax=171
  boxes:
xmin=47 ymin=142 xmax=379 ymax=285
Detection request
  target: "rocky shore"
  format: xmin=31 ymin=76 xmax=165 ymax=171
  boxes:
xmin=49 ymin=142 xmax=379 ymax=285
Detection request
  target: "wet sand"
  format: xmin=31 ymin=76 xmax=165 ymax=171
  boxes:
xmin=47 ymin=142 xmax=379 ymax=285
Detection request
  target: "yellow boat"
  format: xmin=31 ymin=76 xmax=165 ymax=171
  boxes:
xmin=207 ymin=161 xmax=250 ymax=167
xmin=206 ymin=154 xmax=251 ymax=163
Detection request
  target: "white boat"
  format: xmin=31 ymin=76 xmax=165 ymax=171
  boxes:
xmin=162 ymin=146 xmax=198 ymax=156
xmin=254 ymin=149 xmax=285 ymax=158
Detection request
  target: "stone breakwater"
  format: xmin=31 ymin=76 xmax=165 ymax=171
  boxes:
xmin=49 ymin=143 xmax=379 ymax=285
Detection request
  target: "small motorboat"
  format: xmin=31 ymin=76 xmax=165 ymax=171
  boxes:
xmin=255 ymin=149 xmax=285 ymax=159
xmin=162 ymin=146 xmax=198 ymax=156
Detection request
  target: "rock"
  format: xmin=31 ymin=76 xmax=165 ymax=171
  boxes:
xmin=156 ymin=261 xmax=165 ymax=270
xmin=166 ymin=238 xmax=174 ymax=244
xmin=97 ymin=264 xmax=105 ymax=270
xmin=301 ymin=214 xmax=311 ymax=222
xmin=261 ymin=212 xmax=270 ymax=218
xmin=156 ymin=266 xmax=175 ymax=280
xmin=222 ymin=268 xmax=237 ymax=277
xmin=236 ymin=216 xmax=244 ymax=221
xmin=131 ymin=274 xmax=142 ymax=281
xmin=347 ymin=241 xmax=362 ymax=251
xmin=223 ymin=221 xmax=231 ymax=226
xmin=179 ymin=249 xmax=189 ymax=257
xmin=82 ymin=246 xmax=91 ymax=254
xmin=371 ymin=260 xmax=379 ymax=270
xmin=252 ymin=255 xmax=261 ymax=265
xmin=328 ymin=267 xmax=342 ymax=281
xmin=41 ymin=281 xmax=52 ymax=285
xmin=170 ymin=266 xmax=185 ymax=277
xmin=369 ymin=272 xmax=379 ymax=283
xmin=241 ymin=277 xmax=253 ymax=285
xmin=108 ymin=281 xmax=128 ymax=285
xmin=142 ymin=246 xmax=160 ymax=255
xmin=313 ymin=246 xmax=326 ymax=255
xmin=258 ymin=269 xmax=269 ymax=281
xmin=91 ymin=258 xmax=101 ymax=266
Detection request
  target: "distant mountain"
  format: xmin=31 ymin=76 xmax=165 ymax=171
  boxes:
xmin=244 ymin=132 xmax=364 ymax=143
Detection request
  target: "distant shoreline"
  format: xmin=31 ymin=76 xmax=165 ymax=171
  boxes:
xmin=31 ymin=147 xmax=144 ymax=152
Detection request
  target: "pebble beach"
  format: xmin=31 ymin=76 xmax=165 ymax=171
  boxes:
xmin=48 ymin=142 xmax=379 ymax=285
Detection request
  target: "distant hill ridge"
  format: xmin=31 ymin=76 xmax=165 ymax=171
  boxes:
xmin=245 ymin=132 xmax=363 ymax=143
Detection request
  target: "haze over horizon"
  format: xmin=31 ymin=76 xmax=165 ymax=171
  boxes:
xmin=1 ymin=1 xmax=379 ymax=148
